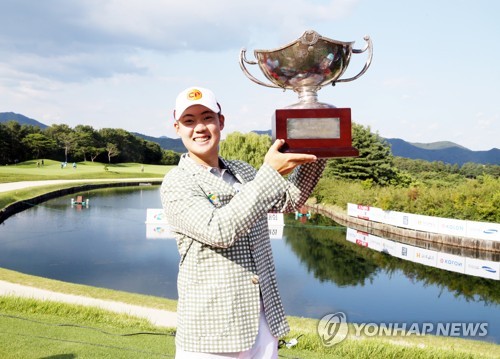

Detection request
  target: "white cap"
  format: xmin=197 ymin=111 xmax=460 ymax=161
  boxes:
xmin=174 ymin=86 xmax=220 ymax=120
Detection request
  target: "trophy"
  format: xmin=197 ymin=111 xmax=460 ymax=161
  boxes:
xmin=239 ymin=30 xmax=373 ymax=158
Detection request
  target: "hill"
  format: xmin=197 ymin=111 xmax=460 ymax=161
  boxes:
xmin=0 ymin=112 xmax=48 ymax=129
xmin=385 ymin=138 xmax=499 ymax=166
xmin=131 ymin=132 xmax=186 ymax=153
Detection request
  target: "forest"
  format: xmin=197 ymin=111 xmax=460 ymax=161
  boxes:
xmin=0 ymin=120 xmax=180 ymax=166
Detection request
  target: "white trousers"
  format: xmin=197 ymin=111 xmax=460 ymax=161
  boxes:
xmin=175 ymin=302 xmax=278 ymax=359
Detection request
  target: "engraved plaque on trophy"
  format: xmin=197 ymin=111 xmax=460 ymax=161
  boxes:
xmin=239 ymin=30 xmax=373 ymax=158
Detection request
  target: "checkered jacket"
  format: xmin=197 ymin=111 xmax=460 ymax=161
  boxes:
xmin=160 ymin=154 xmax=326 ymax=353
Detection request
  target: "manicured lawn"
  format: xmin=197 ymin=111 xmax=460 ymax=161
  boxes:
xmin=0 ymin=159 xmax=171 ymax=183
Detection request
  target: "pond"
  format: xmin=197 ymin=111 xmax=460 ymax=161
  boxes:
xmin=0 ymin=186 xmax=499 ymax=343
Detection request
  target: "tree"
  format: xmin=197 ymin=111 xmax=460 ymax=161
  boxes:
xmin=162 ymin=150 xmax=180 ymax=165
xmin=0 ymin=121 xmax=36 ymax=164
xmin=21 ymin=133 xmax=57 ymax=159
xmin=142 ymin=140 xmax=163 ymax=164
xmin=73 ymin=125 xmax=102 ymax=161
xmin=220 ymin=132 xmax=271 ymax=168
xmin=324 ymin=123 xmax=400 ymax=186
xmin=105 ymin=142 xmax=120 ymax=163
xmin=99 ymin=128 xmax=144 ymax=163
xmin=45 ymin=124 xmax=76 ymax=162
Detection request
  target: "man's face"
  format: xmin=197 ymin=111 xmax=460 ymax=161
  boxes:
xmin=174 ymin=104 xmax=225 ymax=167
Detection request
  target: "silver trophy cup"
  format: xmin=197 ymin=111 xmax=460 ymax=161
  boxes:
xmin=239 ymin=30 xmax=373 ymax=157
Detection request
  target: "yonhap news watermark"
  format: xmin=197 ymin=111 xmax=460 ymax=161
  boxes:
xmin=317 ymin=312 xmax=489 ymax=346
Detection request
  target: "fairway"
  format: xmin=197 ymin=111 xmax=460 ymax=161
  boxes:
xmin=0 ymin=160 xmax=172 ymax=183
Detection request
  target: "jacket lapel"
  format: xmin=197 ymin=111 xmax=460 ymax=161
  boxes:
xmin=178 ymin=154 xmax=238 ymax=206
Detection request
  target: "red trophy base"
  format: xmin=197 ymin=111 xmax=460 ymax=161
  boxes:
xmin=272 ymin=108 xmax=359 ymax=158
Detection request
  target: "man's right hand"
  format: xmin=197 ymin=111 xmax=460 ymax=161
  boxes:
xmin=264 ymin=139 xmax=317 ymax=175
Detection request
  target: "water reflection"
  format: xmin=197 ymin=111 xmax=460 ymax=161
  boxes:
xmin=284 ymin=213 xmax=500 ymax=305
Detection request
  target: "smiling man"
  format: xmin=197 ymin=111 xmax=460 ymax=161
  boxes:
xmin=160 ymin=86 xmax=326 ymax=358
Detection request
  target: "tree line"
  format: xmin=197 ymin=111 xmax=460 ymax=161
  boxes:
xmin=0 ymin=121 xmax=180 ymax=165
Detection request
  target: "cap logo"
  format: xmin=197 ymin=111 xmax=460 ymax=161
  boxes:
xmin=187 ymin=89 xmax=202 ymax=101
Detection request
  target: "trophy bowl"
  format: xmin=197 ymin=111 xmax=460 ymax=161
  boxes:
xmin=255 ymin=34 xmax=353 ymax=93
xmin=239 ymin=30 xmax=373 ymax=157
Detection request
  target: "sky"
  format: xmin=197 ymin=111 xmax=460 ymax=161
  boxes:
xmin=0 ymin=0 xmax=499 ymax=151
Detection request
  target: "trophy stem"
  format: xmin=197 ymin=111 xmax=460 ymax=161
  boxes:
xmin=297 ymin=87 xmax=320 ymax=103
xmin=287 ymin=87 xmax=335 ymax=109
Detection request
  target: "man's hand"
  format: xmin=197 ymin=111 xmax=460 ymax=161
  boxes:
xmin=264 ymin=139 xmax=317 ymax=175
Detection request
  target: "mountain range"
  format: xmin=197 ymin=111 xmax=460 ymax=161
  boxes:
xmin=1 ymin=112 xmax=498 ymax=166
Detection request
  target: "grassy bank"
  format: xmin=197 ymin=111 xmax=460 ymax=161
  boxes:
xmin=1 ymin=271 xmax=499 ymax=359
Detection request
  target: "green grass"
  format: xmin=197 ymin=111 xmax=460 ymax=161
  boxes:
xmin=0 ymin=159 xmax=171 ymax=183
xmin=0 ymin=268 xmax=177 ymax=312
xmin=1 ymin=270 xmax=498 ymax=359
xmin=0 ymin=296 xmax=176 ymax=359
xmin=1 ymin=294 xmax=498 ymax=359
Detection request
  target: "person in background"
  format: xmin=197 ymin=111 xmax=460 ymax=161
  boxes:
xmin=160 ymin=86 xmax=326 ymax=359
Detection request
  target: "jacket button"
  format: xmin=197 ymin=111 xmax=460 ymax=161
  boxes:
xmin=251 ymin=275 xmax=259 ymax=284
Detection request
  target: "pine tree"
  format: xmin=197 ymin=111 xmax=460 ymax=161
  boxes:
xmin=324 ymin=123 xmax=399 ymax=186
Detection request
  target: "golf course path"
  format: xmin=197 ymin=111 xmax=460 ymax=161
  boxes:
xmin=0 ymin=280 xmax=177 ymax=328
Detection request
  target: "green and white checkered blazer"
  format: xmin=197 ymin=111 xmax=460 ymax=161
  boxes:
xmin=160 ymin=154 xmax=325 ymax=353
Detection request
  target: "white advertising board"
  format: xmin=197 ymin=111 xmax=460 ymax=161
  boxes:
xmin=464 ymin=257 xmax=500 ymax=280
xmin=393 ymin=242 xmax=415 ymax=261
xmin=267 ymin=212 xmax=284 ymax=226
xmin=466 ymin=221 xmax=500 ymax=242
xmin=347 ymin=203 xmax=499 ymax=242
xmin=146 ymin=224 xmax=173 ymax=239
xmin=365 ymin=234 xmax=384 ymax=252
xmin=436 ymin=252 xmax=466 ymax=274
xmin=145 ymin=208 xmax=168 ymax=224
xmin=412 ymin=247 xmax=438 ymax=268
xmin=436 ymin=217 xmax=467 ymax=237
xmin=268 ymin=225 xmax=284 ymax=239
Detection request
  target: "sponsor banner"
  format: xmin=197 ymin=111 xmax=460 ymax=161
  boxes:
xmin=146 ymin=224 xmax=172 ymax=239
xmin=466 ymin=221 xmax=500 ymax=242
xmin=347 ymin=203 xmax=358 ymax=217
xmin=378 ymin=237 xmax=400 ymax=257
xmin=347 ymin=203 xmax=499 ymax=241
xmin=268 ymin=225 xmax=284 ymax=239
xmin=437 ymin=252 xmax=466 ymax=274
xmin=465 ymin=257 xmax=500 ymax=280
xmin=145 ymin=208 xmax=168 ymax=224
xmin=412 ymin=247 xmax=438 ymax=268
xmin=356 ymin=205 xmax=371 ymax=220
xmin=412 ymin=214 xmax=440 ymax=233
xmin=345 ymin=228 xmax=369 ymax=247
xmin=267 ymin=212 xmax=284 ymax=226
xmin=366 ymin=206 xmax=386 ymax=223
xmin=346 ymin=227 xmax=358 ymax=244
xmin=384 ymin=210 xmax=410 ymax=228
xmin=365 ymin=234 xmax=384 ymax=252
xmin=393 ymin=242 xmax=415 ymax=261
xmin=437 ymin=217 xmax=467 ymax=237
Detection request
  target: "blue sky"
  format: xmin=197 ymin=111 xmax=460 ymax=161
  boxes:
xmin=0 ymin=0 xmax=498 ymax=150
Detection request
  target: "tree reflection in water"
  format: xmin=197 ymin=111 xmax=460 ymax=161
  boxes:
xmin=283 ymin=213 xmax=500 ymax=305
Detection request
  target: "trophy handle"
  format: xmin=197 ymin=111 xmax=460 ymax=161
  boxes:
xmin=239 ymin=48 xmax=282 ymax=89
xmin=335 ymin=36 xmax=373 ymax=84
